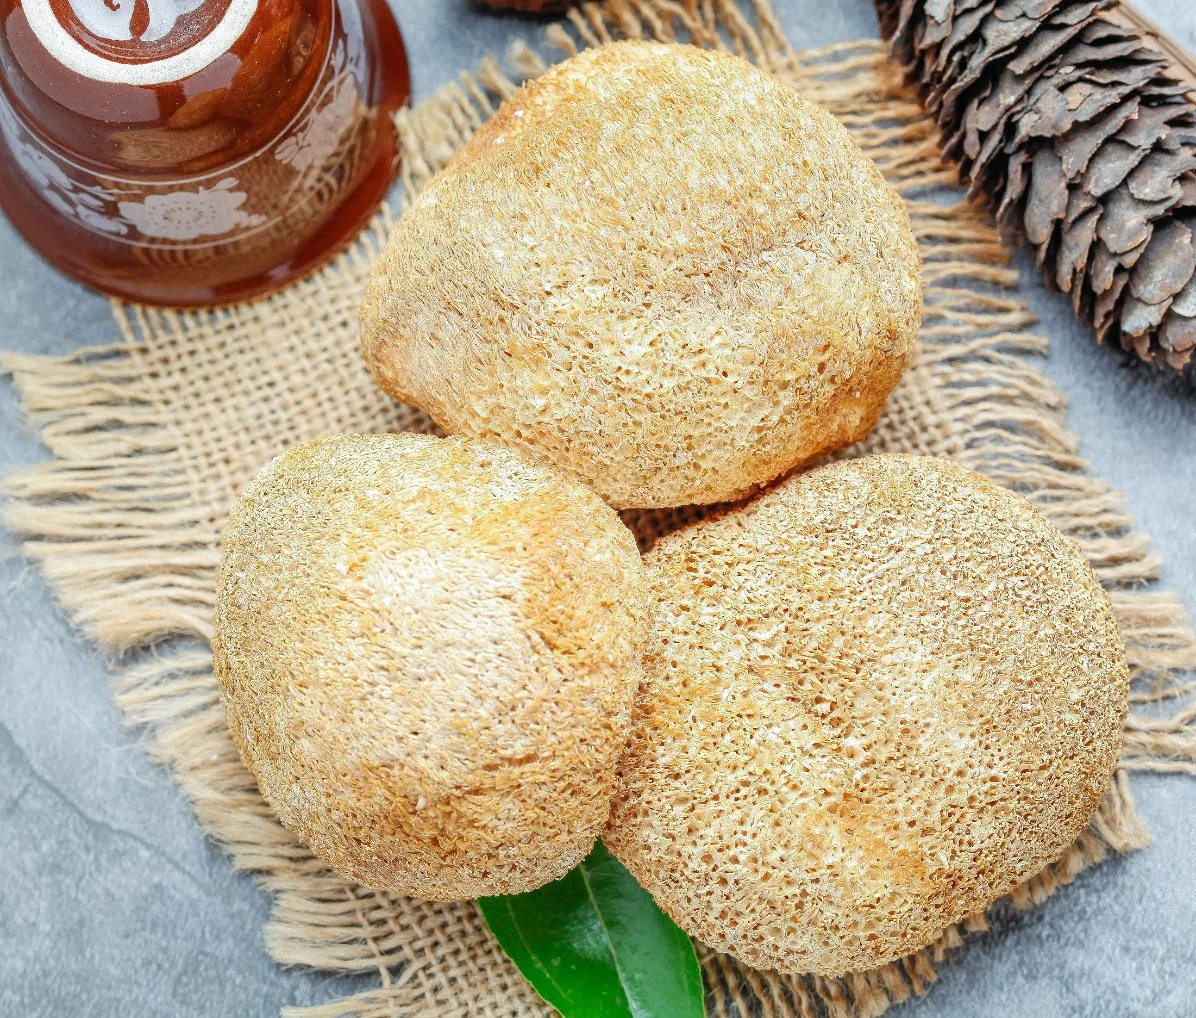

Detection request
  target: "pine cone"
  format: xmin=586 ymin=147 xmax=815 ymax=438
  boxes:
xmin=875 ymin=0 xmax=1196 ymax=371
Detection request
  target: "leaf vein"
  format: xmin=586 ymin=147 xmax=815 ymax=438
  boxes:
xmin=577 ymin=858 xmax=637 ymax=1017
xmin=500 ymin=898 xmax=574 ymax=1006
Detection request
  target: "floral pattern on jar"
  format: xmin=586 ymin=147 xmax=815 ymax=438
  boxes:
xmin=117 ymin=179 xmax=268 ymax=241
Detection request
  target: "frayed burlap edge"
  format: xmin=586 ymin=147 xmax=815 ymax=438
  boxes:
xmin=4 ymin=3 xmax=1196 ymax=1017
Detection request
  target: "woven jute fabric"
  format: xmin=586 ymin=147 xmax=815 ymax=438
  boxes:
xmin=4 ymin=2 xmax=1196 ymax=1016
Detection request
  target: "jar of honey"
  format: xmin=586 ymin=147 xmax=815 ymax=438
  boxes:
xmin=0 ymin=0 xmax=410 ymax=306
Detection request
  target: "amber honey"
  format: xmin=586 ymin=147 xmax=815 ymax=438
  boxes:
xmin=0 ymin=0 xmax=410 ymax=306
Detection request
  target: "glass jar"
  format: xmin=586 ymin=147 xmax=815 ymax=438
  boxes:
xmin=0 ymin=0 xmax=410 ymax=306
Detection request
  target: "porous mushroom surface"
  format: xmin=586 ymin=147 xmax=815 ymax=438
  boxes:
xmin=605 ymin=454 xmax=1127 ymax=974
xmin=213 ymin=433 xmax=648 ymax=899
xmin=360 ymin=41 xmax=922 ymax=509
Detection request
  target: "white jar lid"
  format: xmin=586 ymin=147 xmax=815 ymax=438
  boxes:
xmin=22 ymin=0 xmax=259 ymax=86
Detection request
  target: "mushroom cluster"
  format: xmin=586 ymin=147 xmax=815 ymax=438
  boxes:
xmin=214 ymin=42 xmax=1127 ymax=977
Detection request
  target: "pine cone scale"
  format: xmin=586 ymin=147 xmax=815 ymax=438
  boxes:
xmin=1129 ymin=220 xmax=1195 ymax=302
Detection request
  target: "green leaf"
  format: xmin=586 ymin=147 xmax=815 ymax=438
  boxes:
xmin=478 ymin=840 xmax=705 ymax=1018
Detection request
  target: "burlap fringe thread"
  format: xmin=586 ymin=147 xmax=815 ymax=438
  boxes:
xmin=3 ymin=2 xmax=1196 ymax=1017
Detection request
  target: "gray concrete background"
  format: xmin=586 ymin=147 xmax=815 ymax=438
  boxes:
xmin=1 ymin=1 xmax=1194 ymax=1015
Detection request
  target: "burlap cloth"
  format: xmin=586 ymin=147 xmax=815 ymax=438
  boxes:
xmin=5 ymin=2 xmax=1196 ymax=1016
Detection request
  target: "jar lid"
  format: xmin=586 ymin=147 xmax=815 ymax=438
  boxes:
xmin=23 ymin=0 xmax=258 ymax=85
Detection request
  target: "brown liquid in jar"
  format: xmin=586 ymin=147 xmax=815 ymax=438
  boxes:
xmin=0 ymin=0 xmax=410 ymax=306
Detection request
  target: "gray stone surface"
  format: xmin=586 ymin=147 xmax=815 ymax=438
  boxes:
xmin=1 ymin=1 xmax=1194 ymax=1015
